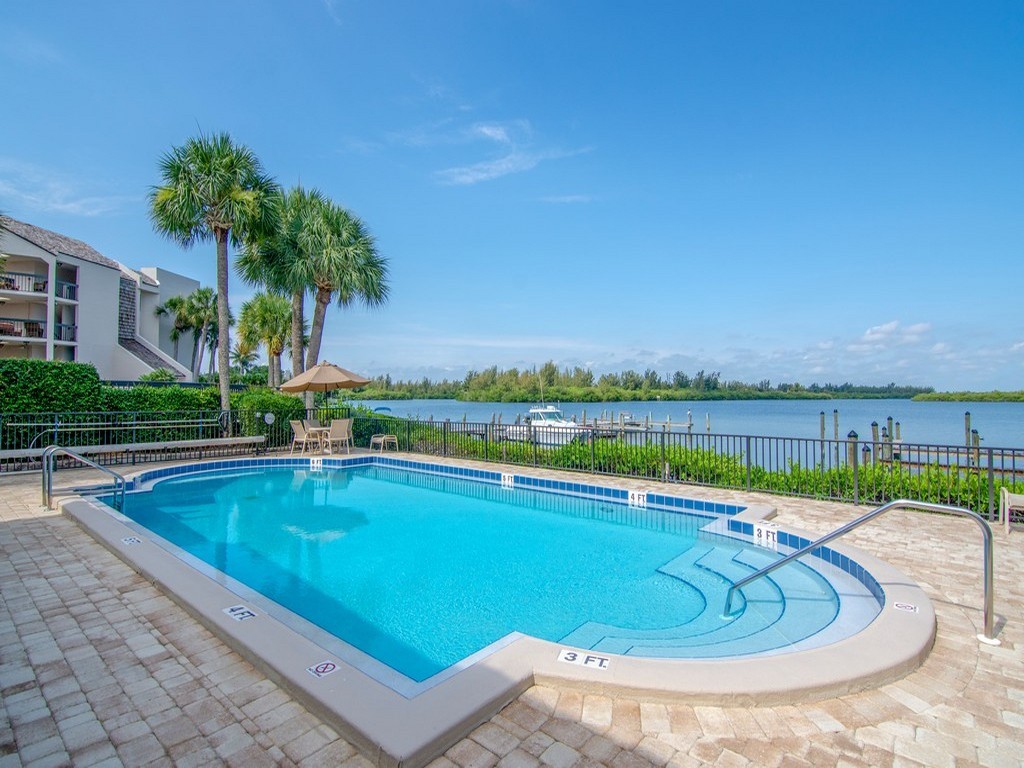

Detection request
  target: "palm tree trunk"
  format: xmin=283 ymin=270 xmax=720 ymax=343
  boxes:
xmin=291 ymin=290 xmax=304 ymax=377
xmin=305 ymin=286 xmax=331 ymax=369
xmin=194 ymin=325 xmax=208 ymax=378
xmin=273 ymin=354 xmax=282 ymax=388
xmin=216 ymin=229 xmax=232 ymax=413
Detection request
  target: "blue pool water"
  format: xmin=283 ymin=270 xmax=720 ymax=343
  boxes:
xmin=120 ymin=463 xmax=850 ymax=682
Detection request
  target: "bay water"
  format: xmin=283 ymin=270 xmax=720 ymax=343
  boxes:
xmin=352 ymin=398 xmax=1024 ymax=449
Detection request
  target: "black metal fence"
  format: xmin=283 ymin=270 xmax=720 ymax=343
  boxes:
xmin=3 ymin=409 xmax=1020 ymax=520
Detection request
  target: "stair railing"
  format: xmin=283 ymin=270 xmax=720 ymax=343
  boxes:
xmin=723 ymin=499 xmax=998 ymax=645
xmin=41 ymin=445 xmax=127 ymax=512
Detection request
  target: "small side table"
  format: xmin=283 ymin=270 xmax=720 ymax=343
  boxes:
xmin=370 ymin=434 xmax=398 ymax=452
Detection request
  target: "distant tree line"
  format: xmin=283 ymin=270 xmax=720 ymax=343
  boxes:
xmin=350 ymin=362 xmax=934 ymax=402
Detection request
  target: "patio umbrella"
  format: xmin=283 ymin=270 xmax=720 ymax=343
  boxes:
xmin=279 ymin=361 xmax=371 ymax=393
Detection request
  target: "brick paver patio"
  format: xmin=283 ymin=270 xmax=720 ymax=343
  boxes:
xmin=1 ymin=460 xmax=1021 ymax=767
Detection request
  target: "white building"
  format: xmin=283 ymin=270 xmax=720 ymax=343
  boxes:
xmin=0 ymin=216 xmax=200 ymax=381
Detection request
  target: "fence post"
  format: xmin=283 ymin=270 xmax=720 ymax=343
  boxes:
xmin=590 ymin=428 xmax=596 ymax=473
xmin=660 ymin=426 xmax=667 ymax=481
xmin=745 ymin=436 xmax=752 ymax=490
xmin=987 ymin=448 xmax=995 ymax=521
xmin=442 ymin=420 xmax=449 ymax=457
xmin=848 ymin=430 xmax=859 ymax=503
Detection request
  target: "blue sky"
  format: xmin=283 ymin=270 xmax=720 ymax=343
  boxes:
xmin=2 ymin=1 xmax=1021 ymax=390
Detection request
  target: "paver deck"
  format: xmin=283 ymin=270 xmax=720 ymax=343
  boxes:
xmin=1 ymin=456 xmax=1021 ymax=767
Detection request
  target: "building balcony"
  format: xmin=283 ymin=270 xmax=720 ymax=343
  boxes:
xmin=0 ymin=318 xmax=47 ymax=339
xmin=0 ymin=271 xmax=48 ymax=295
xmin=56 ymin=280 xmax=78 ymax=301
xmin=54 ymin=323 xmax=77 ymax=342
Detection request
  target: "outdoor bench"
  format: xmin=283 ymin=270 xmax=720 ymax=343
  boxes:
xmin=0 ymin=435 xmax=266 ymax=466
xmin=9 ymin=418 xmax=226 ymax=450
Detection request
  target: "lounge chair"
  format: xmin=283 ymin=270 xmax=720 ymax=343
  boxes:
xmin=326 ymin=418 xmax=353 ymax=454
xmin=289 ymin=420 xmax=318 ymax=455
xmin=1000 ymin=487 xmax=1024 ymax=534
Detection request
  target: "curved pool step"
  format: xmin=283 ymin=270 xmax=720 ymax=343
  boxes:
xmin=561 ymin=542 xmax=839 ymax=658
xmin=562 ymin=543 xmax=788 ymax=653
xmin=628 ymin=549 xmax=840 ymax=657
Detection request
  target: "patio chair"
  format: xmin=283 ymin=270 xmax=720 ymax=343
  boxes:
xmin=370 ymin=433 xmax=399 ymax=452
xmin=1000 ymin=487 xmax=1024 ymax=535
xmin=326 ymin=418 xmax=353 ymax=454
xmin=289 ymin=420 xmax=318 ymax=455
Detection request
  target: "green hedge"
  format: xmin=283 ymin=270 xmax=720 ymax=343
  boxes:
xmin=233 ymin=389 xmax=308 ymax=447
xmin=0 ymin=360 xmax=104 ymax=412
xmin=100 ymin=384 xmax=222 ymax=412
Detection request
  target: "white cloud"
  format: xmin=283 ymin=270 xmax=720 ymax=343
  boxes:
xmin=435 ymin=152 xmax=544 ymax=185
xmin=0 ymin=158 xmax=135 ymax=217
xmin=3 ymin=28 xmax=63 ymax=66
xmin=852 ymin=320 xmax=932 ymax=351
xmin=436 ymin=146 xmax=591 ymax=186
xmin=321 ymin=0 xmax=343 ymax=25
xmin=472 ymin=124 xmax=510 ymax=143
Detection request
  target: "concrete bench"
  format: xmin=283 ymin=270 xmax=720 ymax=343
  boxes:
xmin=0 ymin=435 xmax=266 ymax=466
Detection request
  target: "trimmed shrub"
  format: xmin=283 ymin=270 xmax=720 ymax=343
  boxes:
xmin=232 ymin=388 xmax=307 ymax=446
xmin=0 ymin=360 xmax=103 ymax=413
xmin=100 ymin=384 xmax=221 ymax=413
xmin=138 ymin=368 xmax=178 ymax=382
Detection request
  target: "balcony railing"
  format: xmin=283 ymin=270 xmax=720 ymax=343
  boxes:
xmin=54 ymin=323 xmax=77 ymax=342
xmin=0 ymin=272 xmax=48 ymax=293
xmin=55 ymin=281 xmax=78 ymax=301
xmin=0 ymin=318 xmax=46 ymax=338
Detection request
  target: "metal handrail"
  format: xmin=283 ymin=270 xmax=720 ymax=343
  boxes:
xmin=723 ymin=499 xmax=999 ymax=645
xmin=41 ymin=445 xmax=127 ymax=512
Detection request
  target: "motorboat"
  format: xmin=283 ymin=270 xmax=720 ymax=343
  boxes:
xmin=504 ymin=405 xmax=591 ymax=446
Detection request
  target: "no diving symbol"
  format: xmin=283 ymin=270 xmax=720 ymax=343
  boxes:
xmin=307 ymin=660 xmax=338 ymax=679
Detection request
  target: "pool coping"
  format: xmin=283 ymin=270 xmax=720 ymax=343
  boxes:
xmin=59 ymin=457 xmax=936 ymax=768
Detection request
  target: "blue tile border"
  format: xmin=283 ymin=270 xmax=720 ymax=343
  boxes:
xmin=124 ymin=455 xmax=747 ymax=519
xmin=725 ymin=518 xmax=883 ymax=606
xmin=122 ymin=455 xmax=882 ymax=602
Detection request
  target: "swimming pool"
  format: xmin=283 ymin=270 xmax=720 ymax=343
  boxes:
xmin=67 ymin=455 xmax=936 ymax=765
xmin=113 ymin=457 xmax=879 ymax=685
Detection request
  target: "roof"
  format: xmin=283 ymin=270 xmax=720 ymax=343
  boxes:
xmin=120 ymin=265 xmax=160 ymax=288
xmin=0 ymin=216 xmax=123 ymax=271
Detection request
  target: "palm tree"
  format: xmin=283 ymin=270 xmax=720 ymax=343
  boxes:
xmin=154 ymin=294 xmax=194 ymax=360
xmin=238 ymin=291 xmax=291 ymax=387
xmin=230 ymin=342 xmax=258 ymax=374
xmin=149 ymin=131 xmax=279 ymax=411
xmin=183 ymin=287 xmax=218 ymax=378
xmin=237 ymin=186 xmax=327 ymax=378
xmin=203 ymin=306 xmax=234 ymax=377
xmin=298 ymin=201 xmax=389 ymax=369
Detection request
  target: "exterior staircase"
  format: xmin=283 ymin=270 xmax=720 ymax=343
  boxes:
xmin=118 ymin=338 xmax=187 ymax=379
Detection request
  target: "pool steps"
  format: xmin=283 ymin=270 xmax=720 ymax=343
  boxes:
xmin=561 ymin=544 xmax=840 ymax=657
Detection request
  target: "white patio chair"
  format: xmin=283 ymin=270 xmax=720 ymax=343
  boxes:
xmin=326 ymin=418 xmax=353 ymax=454
xmin=1000 ymin=487 xmax=1024 ymax=534
xmin=289 ymin=420 xmax=318 ymax=455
